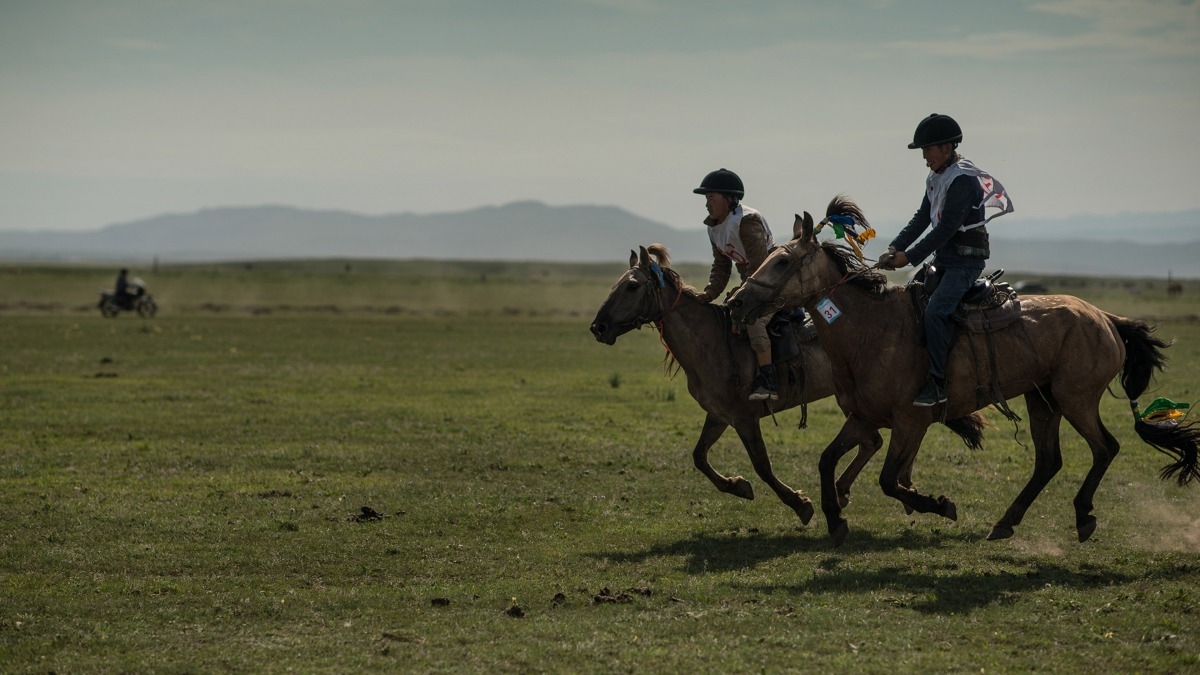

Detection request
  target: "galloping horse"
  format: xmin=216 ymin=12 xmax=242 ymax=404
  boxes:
xmin=727 ymin=196 xmax=1200 ymax=545
xmin=590 ymin=244 xmax=985 ymax=524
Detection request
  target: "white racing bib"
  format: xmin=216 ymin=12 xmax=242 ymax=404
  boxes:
xmin=926 ymin=157 xmax=1014 ymax=231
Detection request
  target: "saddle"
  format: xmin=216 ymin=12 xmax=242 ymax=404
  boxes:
xmin=913 ymin=265 xmax=1025 ymax=420
xmin=766 ymin=307 xmax=816 ymax=363
xmin=913 ymin=265 xmax=1022 ymax=333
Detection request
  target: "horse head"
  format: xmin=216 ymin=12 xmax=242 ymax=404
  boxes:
xmin=727 ymin=211 xmax=824 ymax=323
xmin=590 ymin=244 xmax=679 ymax=345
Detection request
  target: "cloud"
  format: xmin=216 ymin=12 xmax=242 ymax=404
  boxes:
xmin=889 ymin=0 xmax=1199 ymax=60
xmin=1029 ymin=0 xmax=1200 ymax=56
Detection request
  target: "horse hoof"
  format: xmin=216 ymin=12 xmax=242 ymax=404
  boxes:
xmin=939 ymin=497 xmax=958 ymax=521
xmin=1077 ymin=516 xmax=1097 ymax=542
xmin=830 ymin=521 xmax=848 ymax=547
xmin=987 ymin=525 xmax=1014 ymax=541
xmin=795 ymin=497 xmax=814 ymax=526
xmin=902 ymin=504 xmax=915 ymax=516
xmin=728 ymin=477 xmax=755 ymax=500
xmin=838 ymin=493 xmax=851 ymax=510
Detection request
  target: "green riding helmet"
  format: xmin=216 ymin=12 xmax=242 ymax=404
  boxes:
xmin=693 ymin=168 xmax=745 ymax=198
xmin=908 ymin=113 xmax=963 ymax=149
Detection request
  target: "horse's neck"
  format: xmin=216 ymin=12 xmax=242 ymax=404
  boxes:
xmin=803 ymin=282 xmax=913 ymax=363
xmin=658 ymin=295 xmax=736 ymax=371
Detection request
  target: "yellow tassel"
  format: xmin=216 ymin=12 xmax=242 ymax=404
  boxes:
xmin=846 ymin=237 xmax=864 ymax=262
xmin=1143 ymin=409 xmax=1187 ymax=425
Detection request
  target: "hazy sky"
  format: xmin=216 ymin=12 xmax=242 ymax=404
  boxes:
xmin=2 ymin=0 xmax=1198 ymax=234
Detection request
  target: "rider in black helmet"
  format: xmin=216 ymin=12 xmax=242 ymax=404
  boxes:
xmin=693 ymin=168 xmax=779 ymax=401
xmin=878 ymin=114 xmax=1014 ymax=407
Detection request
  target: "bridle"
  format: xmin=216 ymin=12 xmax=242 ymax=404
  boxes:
xmin=741 ymin=239 xmax=821 ymax=310
xmin=741 ymin=239 xmax=875 ymax=311
xmin=613 ymin=266 xmax=683 ymax=335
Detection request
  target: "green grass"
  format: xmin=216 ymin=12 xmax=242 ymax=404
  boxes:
xmin=2 ymin=261 xmax=1200 ymax=672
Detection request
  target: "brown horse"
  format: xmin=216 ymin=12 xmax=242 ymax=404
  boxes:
xmin=590 ymin=244 xmax=985 ymax=524
xmin=727 ymin=196 xmax=1200 ymax=546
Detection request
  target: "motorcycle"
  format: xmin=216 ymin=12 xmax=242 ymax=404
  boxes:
xmin=98 ymin=278 xmax=158 ymax=318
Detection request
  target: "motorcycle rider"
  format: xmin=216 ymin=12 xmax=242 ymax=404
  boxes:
xmin=114 ymin=268 xmax=147 ymax=309
xmin=114 ymin=269 xmax=133 ymax=308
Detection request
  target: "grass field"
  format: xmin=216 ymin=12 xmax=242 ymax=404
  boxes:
xmin=2 ymin=260 xmax=1200 ymax=673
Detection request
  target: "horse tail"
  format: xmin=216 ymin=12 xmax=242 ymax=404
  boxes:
xmin=943 ymin=412 xmax=987 ymax=451
xmin=1112 ymin=315 xmax=1169 ymax=399
xmin=1111 ymin=314 xmax=1200 ymax=485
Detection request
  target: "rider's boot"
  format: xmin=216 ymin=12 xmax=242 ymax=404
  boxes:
xmin=749 ymin=364 xmax=779 ymax=401
xmin=913 ymin=374 xmax=947 ymax=407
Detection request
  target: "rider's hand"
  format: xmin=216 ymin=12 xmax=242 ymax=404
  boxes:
xmin=879 ymin=250 xmax=909 ymax=270
xmin=696 ymin=292 xmax=711 ymax=303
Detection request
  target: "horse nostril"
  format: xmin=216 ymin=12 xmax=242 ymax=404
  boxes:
xmin=590 ymin=323 xmax=605 ymax=337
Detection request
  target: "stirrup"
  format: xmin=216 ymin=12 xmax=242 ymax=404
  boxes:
xmin=749 ymin=374 xmax=778 ymax=401
xmin=912 ymin=378 xmax=947 ymax=407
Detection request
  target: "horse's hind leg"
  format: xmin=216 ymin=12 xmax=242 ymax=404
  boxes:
xmin=989 ymin=389 xmax=1064 ymax=540
xmin=1062 ymin=404 xmax=1120 ymax=542
xmin=692 ymin=414 xmax=754 ymax=500
xmin=734 ymin=421 xmax=814 ymax=525
xmin=833 ymin=429 xmax=884 ymax=509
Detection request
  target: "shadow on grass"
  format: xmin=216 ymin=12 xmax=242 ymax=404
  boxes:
xmin=742 ymin=553 xmax=1193 ymax=615
xmin=589 ymin=529 xmax=1200 ymax=614
xmin=587 ymin=526 xmax=976 ymax=575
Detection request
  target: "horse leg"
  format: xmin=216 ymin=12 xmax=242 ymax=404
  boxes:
xmin=733 ymin=421 xmax=814 ymax=525
xmin=877 ymin=421 xmax=958 ymax=520
xmin=692 ymin=414 xmax=754 ymax=500
xmin=895 ymin=448 xmax=918 ymax=515
xmin=988 ymin=389 xmax=1063 ymax=540
xmin=833 ymin=429 xmax=884 ymax=509
xmin=1062 ymin=404 xmax=1120 ymax=542
xmin=818 ymin=415 xmax=876 ymax=546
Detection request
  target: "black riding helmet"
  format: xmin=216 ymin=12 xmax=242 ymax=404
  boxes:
xmin=908 ymin=113 xmax=963 ymax=149
xmin=693 ymin=168 xmax=745 ymax=198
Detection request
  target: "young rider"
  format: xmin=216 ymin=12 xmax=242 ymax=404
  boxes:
xmin=693 ymin=168 xmax=779 ymax=401
xmin=878 ymin=114 xmax=1014 ymax=407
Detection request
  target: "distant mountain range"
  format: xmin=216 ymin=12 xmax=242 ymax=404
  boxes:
xmin=1 ymin=201 xmax=1198 ymax=278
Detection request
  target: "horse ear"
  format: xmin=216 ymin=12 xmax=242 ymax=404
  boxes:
xmin=629 ymin=249 xmax=638 ymax=268
xmin=802 ymin=211 xmax=815 ymax=241
xmin=792 ymin=214 xmax=807 ymax=240
xmin=638 ymin=245 xmax=651 ymax=268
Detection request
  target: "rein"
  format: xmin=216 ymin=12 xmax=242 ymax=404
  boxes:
xmin=745 ymin=241 xmax=869 ymax=310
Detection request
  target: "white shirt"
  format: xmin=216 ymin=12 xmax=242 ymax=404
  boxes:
xmin=707 ymin=205 xmax=772 ymax=265
xmin=926 ymin=156 xmax=1014 ymax=231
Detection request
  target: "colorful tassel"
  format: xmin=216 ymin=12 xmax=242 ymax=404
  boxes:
xmin=1132 ymin=396 xmax=1192 ymax=427
xmin=817 ymin=215 xmax=876 ymax=262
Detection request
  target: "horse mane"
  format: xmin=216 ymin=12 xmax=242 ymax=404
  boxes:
xmin=646 ymin=243 xmax=701 ymax=297
xmin=820 ymin=241 xmax=889 ymax=294
xmin=820 ymin=195 xmax=888 ymax=295
xmin=826 ymin=193 xmax=870 ymax=228
xmin=644 ymin=243 xmax=725 ymax=379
